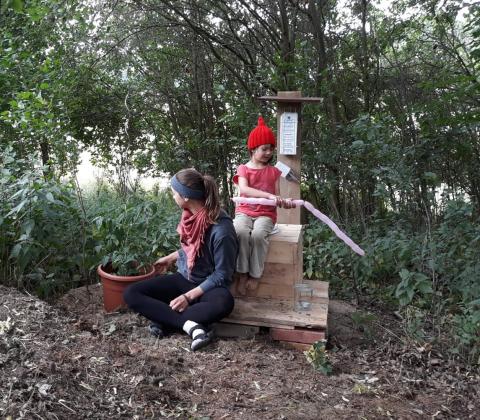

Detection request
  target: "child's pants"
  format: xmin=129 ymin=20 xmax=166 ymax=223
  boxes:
xmin=233 ymin=213 xmax=275 ymax=278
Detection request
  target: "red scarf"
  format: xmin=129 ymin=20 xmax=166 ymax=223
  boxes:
xmin=177 ymin=208 xmax=211 ymax=273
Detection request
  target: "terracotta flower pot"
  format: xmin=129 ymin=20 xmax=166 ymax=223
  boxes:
xmin=97 ymin=263 xmax=156 ymax=312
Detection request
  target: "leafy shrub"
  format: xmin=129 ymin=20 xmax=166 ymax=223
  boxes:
xmin=0 ymin=145 xmax=89 ymax=297
xmin=303 ymin=200 xmax=480 ymax=363
xmin=88 ymin=189 xmax=179 ymax=276
xmin=1 ymin=145 xmax=180 ymax=297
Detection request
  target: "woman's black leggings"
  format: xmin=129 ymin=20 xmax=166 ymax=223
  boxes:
xmin=123 ymin=273 xmax=234 ymax=330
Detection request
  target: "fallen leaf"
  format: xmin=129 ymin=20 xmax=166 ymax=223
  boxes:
xmin=36 ymin=383 xmax=52 ymax=396
xmin=79 ymin=382 xmax=94 ymax=391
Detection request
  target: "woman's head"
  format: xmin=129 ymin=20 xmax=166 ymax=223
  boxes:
xmin=171 ymin=168 xmax=220 ymax=223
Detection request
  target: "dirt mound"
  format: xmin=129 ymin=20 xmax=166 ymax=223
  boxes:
xmin=1 ymin=284 xmax=478 ymax=419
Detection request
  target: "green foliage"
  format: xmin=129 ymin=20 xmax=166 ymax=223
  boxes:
xmin=452 ymin=302 xmax=480 ymax=364
xmin=304 ymin=340 xmax=332 ymax=375
xmin=350 ymin=311 xmax=378 ymax=340
xmin=303 ymin=199 xmax=480 ymax=363
xmin=395 ymin=269 xmax=433 ymax=307
xmin=1 ymin=145 xmax=180 ymax=296
xmin=89 ymin=189 xmax=179 ymax=276
xmin=0 ymin=0 xmax=85 ymax=171
xmin=0 ymin=145 xmax=89 ymax=297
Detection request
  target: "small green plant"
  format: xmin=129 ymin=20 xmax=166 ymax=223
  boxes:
xmin=452 ymin=301 xmax=480 ymax=365
xmin=304 ymin=340 xmax=332 ymax=375
xmin=395 ymin=269 xmax=433 ymax=307
xmin=350 ymin=310 xmax=378 ymax=339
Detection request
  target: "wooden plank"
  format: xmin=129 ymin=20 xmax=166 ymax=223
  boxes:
xmin=270 ymin=224 xmax=303 ymax=242
xmin=231 ymin=223 xmax=304 ymax=300
xmin=247 ymin=283 xmax=295 ymax=299
xmin=270 ymin=327 xmax=326 ymax=344
xmin=261 ymin=263 xmax=301 ymax=285
xmin=235 ymin=262 xmax=302 ymax=300
xmin=222 ymin=318 xmax=295 ymax=329
xmin=266 ymin=225 xmax=303 ymax=264
xmin=265 ymin=241 xmax=297 ymax=264
xmin=276 ymin=94 xmax=302 ymax=225
xmin=227 ymin=297 xmax=328 ymax=329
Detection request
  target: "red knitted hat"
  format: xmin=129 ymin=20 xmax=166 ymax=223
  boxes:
xmin=247 ymin=116 xmax=276 ymax=150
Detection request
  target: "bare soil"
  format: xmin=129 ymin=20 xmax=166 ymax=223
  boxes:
xmin=1 ymin=284 xmax=478 ymax=419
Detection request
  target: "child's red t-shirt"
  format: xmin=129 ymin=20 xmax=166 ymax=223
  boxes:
xmin=233 ymin=164 xmax=282 ymax=222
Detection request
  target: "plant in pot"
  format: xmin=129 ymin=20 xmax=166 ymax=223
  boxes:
xmin=92 ymin=194 xmax=178 ymax=312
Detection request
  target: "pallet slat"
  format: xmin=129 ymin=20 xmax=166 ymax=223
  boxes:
xmin=225 ymin=297 xmax=328 ymax=329
xmin=221 ymin=318 xmax=295 ymax=329
xmin=270 ymin=327 xmax=326 ymax=344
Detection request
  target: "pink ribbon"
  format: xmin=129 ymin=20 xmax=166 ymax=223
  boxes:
xmin=232 ymin=197 xmax=365 ymax=256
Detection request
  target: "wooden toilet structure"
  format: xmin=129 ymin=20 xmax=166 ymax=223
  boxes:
xmin=220 ymin=92 xmax=329 ymax=350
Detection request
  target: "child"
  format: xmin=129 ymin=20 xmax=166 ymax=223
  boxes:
xmin=233 ymin=116 xmax=294 ymax=295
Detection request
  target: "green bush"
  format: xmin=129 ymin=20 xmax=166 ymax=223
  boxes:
xmin=303 ymin=201 xmax=480 ymax=363
xmin=87 ymin=188 xmax=179 ymax=276
xmin=1 ymin=145 xmax=180 ymax=297
xmin=0 ymin=145 xmax=89 ymax=297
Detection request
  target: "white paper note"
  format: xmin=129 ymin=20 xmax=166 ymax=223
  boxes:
xmin=279 ymin=112 xmax=298 ymax=155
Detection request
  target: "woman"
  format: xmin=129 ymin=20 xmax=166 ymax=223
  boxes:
xmin=124 ymin=168 xmax=238 ymax=351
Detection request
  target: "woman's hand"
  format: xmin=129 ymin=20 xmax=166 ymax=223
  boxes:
xmin=169 ymin=294 xmax=189 ymax=312
xmin=154 ymin=256 xmax=172 ymax=274
xmin=154 ymin=251 xmax=178 ymax=274
xmin=169 ymin=287 xmax=203 ymax=312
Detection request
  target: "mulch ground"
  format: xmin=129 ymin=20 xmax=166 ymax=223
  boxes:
xmin=0 ymin=284 xmax=478 ymax=419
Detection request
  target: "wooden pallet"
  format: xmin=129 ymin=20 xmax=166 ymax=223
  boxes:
xmin=222 ymin=280 xmax=329 ymax=348
xmin=226 ymin=223 xmax=329 ymax=349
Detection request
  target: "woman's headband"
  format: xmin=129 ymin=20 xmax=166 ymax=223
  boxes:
xmin=171 ymin=174 xmax=205 ymax=199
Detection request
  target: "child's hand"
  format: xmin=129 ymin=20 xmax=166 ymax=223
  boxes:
xmin=282 ymin=198 xmax=296 ymax=209
xmin=273 ymin=197 xmax=296 ymax=208
xmin=267 ymin=194 xmax=281 ymax=206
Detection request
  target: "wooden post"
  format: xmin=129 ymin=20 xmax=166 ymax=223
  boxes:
xmin=276 ymin=91 xmax=302 ymax=224
xmin=258 ymin=91 xmax=321 ymax=224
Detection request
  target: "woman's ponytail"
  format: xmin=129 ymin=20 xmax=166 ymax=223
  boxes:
xmin=203 ymin=175 xmax=220 ymax=223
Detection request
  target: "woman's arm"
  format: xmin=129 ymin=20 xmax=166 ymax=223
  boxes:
xmin=154 ymin=250 xmax=179 ymax=274
xmin=169 ymin=285 xmax=204 ymax=312
xmin=198 ymin=225 xmax=238 ymax=292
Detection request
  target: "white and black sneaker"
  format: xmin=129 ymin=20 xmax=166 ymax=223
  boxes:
xmin=183 ymin=320 xmax=214 ymax=351
xmin=148 ymin=323 xmax=165 ymax=339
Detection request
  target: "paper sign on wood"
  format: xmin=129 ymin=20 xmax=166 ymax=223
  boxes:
xmin=279 ymin=112 xmax=298 ymax=155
